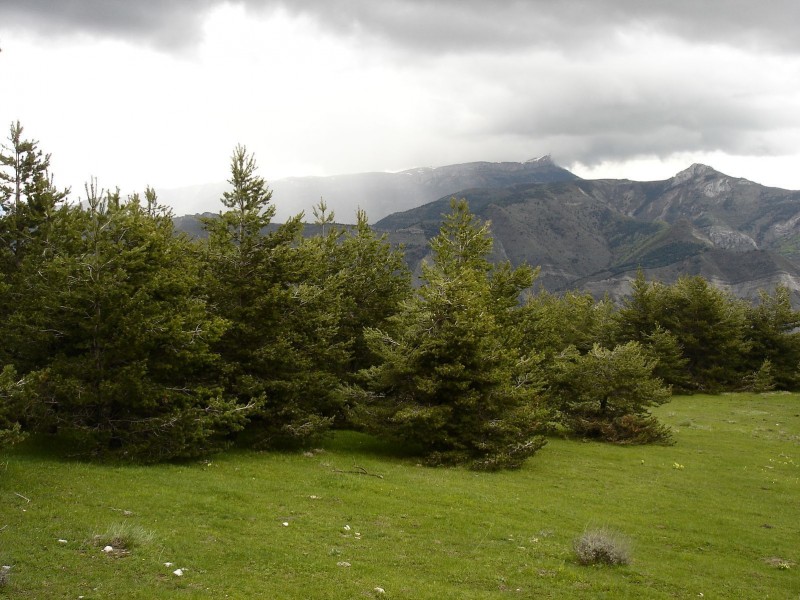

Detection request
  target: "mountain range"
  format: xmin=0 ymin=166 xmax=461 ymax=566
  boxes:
xmin=172 ymin=158 xmax=800 ymax=304
xmin=162 ymin=155 xmax=574 ymax=222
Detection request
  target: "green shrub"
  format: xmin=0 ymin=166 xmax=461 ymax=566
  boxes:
xmin=571 ymin=413 xmax=674 ymax=445
xmin=550 ymin=342 xmax=672 ymax=444
xmin=740 ymin=359 xmax=776 ymax=393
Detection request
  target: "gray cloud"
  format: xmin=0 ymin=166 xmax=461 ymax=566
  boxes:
xmin=2 ymin=0 xmax=798 ymax=182
xmin=3 ymin=0 xmax=799 ymax=54
xmin=267 ymin=0 xmax=800 ymax=56
xmin=0 ymin=0 xmax=218 ymax=48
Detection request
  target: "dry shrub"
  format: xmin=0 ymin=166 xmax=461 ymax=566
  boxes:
xmin=574 ymin=528 xmax=631 ymax=566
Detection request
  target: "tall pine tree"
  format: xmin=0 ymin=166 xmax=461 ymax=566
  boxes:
xmin=346 ymin=199 xmax=548 ymax=470
xmin=202 ymin=147 xmax=345 ymax=447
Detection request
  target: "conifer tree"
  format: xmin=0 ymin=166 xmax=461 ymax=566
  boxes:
xmin=660 ymin=276 xmax=749 ymax=390
xmin=549 ymin=342 xmax=672 ymax=444
xmin=346 ymin=199 xmax=548 ymax=470
xmin=20 ymin=185 xmax=245 ymax=460
xmin=616 ymin=272 xmax=748 ymax=391
xmin=0 ymin=365 xmax=25 ymax=448
xmin=202 ymin=147 xmax=344 ymax=446
xmin=0 ymin=122 xmax=69 ymax=370
xmin=518 ymin=289 xmax=617 ymax=358
xmin=743 ymin=286 xmax=800 ymax=390
xmin=616 ymin=269 xmax=662 ymax=344
xmin=325 ymin=207 xmax=411 ymax=378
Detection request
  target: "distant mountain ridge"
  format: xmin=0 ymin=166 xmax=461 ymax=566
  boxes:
xmin=372 ymin=162 xmax=800 ymax=303
xmin=172 ymin=159 xmax=800 ymax=304
xmin=161 ymin=155 xmax=577 ymax=222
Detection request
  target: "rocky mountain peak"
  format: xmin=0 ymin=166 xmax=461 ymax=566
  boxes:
xmin=525 ymin=154 xmax=554 ymax=166
xmin=671 ymin=163 xmax=720 ymax=185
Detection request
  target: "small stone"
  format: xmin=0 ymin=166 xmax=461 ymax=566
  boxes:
xmin=58 ymin=539 xmax=68 ymax=544
xmin=343 ymin=524 xmax=351 ymax=531
xmin=282 ymin=522 xmax=289 ymax=527
xmin=374 ymin=587 xmax=385 ymax=594
xmin=102 ymin=546 xmax=114 ymax=553
xmin=336 ymin=561 xmax=351 ymax=567
xmin=164 ymin=562 xmax=173 ymax=567
xmin=173 ymin=568 xmax=184 ymax=576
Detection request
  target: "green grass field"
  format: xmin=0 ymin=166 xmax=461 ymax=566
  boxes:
xmin=1 ymin=393 xmax=798 ymax=599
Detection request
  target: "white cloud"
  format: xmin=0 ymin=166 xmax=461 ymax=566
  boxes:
xmin=1 ymin=0 xmax=799 ymax=214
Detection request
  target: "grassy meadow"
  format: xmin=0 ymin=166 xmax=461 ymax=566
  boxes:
xmin=1 ymin=393 xmax=798 ymax=599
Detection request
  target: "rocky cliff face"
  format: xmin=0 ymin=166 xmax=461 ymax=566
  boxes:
xmin=375 ymin=163 xmax=800 ymax=303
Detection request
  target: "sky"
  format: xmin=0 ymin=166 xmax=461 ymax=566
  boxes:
xmin=1 ymin=0 xmax=799 ymax=214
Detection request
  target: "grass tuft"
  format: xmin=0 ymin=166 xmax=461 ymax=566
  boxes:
xmin=573 ymin=527 xmax=632 ymax=566
xmin=91 ymin=522 xmax=156 ymax=556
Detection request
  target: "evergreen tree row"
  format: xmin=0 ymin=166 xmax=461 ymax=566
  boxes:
xmin=2 ymin=122 xmax=799 ymax=468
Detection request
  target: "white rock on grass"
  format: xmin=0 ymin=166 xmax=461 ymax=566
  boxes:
xmin=102 ymin=546 xmax=114 ymax=553
xmin=57 ymin=539 xmax=68 ymax=544
xmin=173 ymin=568 xmax=184 ymax=576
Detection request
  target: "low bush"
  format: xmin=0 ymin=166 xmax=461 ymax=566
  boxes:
xmin=574 ymin=527 xmax=632 ymax=566
xmin=571 ymin=413 xmax=674 ymax=445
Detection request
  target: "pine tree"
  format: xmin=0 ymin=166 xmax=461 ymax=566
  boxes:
xmin=345 ymin=199 xmax=548 ymax=470
xmin=616 ymin=269 xmax=663 ymax=343
xmin=21 ymin=185 xmax=245 ymax=460
xmin=743 ymin=286 xmax=800 ymax=390
xmin=202 ymin=147 xmax=344 ymax=447
xmin=616 ymin=272 xmax=748 ymax=391
xmin=0 ymin=365 xmax=25 ymax=448
xmin=641 ymin=325 xmax=690 ymax=392
xmin=0 ymin=122 xmax=69 ymax=370
xmin=549 ymin=342 xmax=672 ymax=444
xmin=518 ymin=289 xmax=617 ymax=358
xmin=326 ymin=207 xmax=411 ymax=378
xmin=662 ymin=276 xmax=749 ymax=390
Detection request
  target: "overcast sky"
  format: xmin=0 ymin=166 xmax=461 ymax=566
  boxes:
xmin=2 ymin=0 xmax=799 ymax=213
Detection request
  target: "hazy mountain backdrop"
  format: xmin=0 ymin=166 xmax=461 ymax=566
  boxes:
xmin=162 ymin=155 xmax=575 ymax=222
xmin=173 ymin=158 xmax=800 ymax=304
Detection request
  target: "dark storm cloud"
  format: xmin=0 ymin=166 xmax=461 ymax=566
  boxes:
xmin=3 ymin=0 xmax=799 ymax=54
xmin=0 ymin=0 xmax=219 ymax=47
xmin=266 ymin=0 xmax=800 ymax=55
